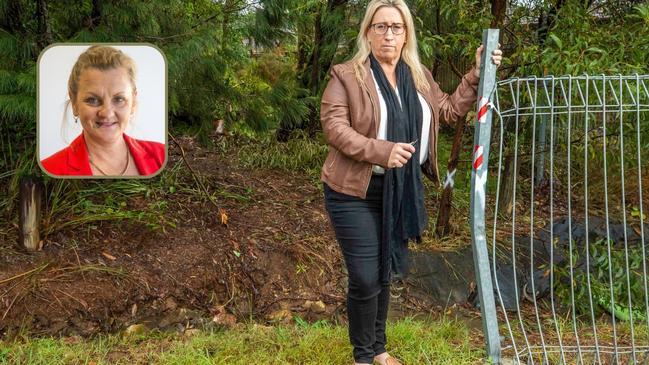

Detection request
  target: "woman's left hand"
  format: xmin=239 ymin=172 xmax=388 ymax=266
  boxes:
xmin=474 ymin=44 xmax=503 ymax=78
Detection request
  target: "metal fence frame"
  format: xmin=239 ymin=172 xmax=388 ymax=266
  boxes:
xmin=470 ymin=30 xmax=649 ymax=364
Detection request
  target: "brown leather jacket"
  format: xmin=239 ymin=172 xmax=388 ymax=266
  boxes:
xmin=320 ymin=58 xmax=480 ymax=198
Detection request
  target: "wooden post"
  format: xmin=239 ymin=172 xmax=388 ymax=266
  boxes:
xmin=19 ymin=175 xmax=43 ymax=251
xmin=435 ymin=114 xmax=468 ymax=237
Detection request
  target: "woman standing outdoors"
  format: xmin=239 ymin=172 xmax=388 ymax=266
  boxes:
xmin=320 ymin=1 xmax=502 ymax=364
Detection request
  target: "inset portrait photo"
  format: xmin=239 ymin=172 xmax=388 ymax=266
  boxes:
xmin=37 ymin=44 xmax=167 ymax=178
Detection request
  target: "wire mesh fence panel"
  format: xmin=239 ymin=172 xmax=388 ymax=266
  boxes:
xmin=474 ymin=74 xmax=649 ymax=364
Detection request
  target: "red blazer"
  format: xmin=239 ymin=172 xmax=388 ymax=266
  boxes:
xmin=41 ymin=133 xmax=166 ymax=177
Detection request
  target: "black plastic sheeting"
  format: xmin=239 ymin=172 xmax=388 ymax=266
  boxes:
xmin=470 ymin=217 xmax=649 ymax=311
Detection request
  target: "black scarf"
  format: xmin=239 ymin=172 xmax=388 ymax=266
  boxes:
xmin=369 ymin=53 xmax=428 ymax=282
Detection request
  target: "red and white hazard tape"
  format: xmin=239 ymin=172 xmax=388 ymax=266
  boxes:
xmin=473 ymin=145 xmax=484 ymax=170
xmin=477 ymin=96 xmax=489 ymax=124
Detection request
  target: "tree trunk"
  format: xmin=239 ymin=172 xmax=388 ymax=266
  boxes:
xmin=0 ymin=0 xmax=24 ymax=34
xmin=89 ymin=0 xmax=102 ymax=29
xmin=435 ymin=115 xmax=467 ymax=236
xmin=431 ymin=57 xmax=441 ymax=81
xmin=296 ymin=21 xmax=308 ymax=75
xmin=498 ymin=149 xmax=519 ymax=216
xmin=36 ymin=0 xmax=52 ymax=51
xmin=490 ymin=0 xmax=507 ymax=28
xmin=537 ymin=0 xmax=566 ymax=47
xmin=19 ymin=176 xmax=43 ymax=251
xmin=308 ymin=4 xmax=323 ymax=95
xmin=278 ymin=0 xmax=349 ymax=139
xmin=316 ymin=0 xmax=349 ymax=89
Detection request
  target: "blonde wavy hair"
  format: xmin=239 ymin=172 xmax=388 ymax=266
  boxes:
xmin=350 ymin=0 xmax=429 ymax=93
xmin=62 ymin=46 xmax=138 ymax=142
xmin=68 ymin=45 xmax=137 ymax=105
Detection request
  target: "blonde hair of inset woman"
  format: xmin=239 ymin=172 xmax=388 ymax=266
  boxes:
xmin=62 ymin=45 xmax=138 ymax=141
xmin=350 ymin=0 xmax=429 ymax=93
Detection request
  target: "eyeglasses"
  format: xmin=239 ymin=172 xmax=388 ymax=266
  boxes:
xmin=370 ymin=22 xmax=406 ymax=35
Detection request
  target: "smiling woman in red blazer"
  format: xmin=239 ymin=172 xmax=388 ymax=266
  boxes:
xmin=41 ymin=46 xmax=165 ymax=177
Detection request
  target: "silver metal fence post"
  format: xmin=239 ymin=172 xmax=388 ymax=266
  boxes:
xmin=470 ymin=28 xmax=501 ymax=364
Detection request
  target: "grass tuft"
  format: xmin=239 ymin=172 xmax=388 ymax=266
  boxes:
xmin=235 ymin=131 xmax=328 ymax=185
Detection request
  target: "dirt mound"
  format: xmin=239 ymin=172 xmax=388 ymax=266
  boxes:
xmin=0 ymin=136 xmax=455 ymax=339
xmin=0 ymin=136 xmax=343 ymax=338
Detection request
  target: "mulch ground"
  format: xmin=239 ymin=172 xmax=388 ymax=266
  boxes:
xmin=0 ymin=135 xmax=452 ymax=339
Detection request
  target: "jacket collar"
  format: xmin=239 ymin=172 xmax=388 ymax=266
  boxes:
xmin=362 ymin=58 xmax=381 ymax=135
xmin=66 ymin=133 xmax=154 ymax=175
xmin=362 ymin=58 xmax=380 ymax=104
xmin=124 ymin=134 xmax=157 ymax=174
xmin=66 ymin=134 xmax=92 ymax=174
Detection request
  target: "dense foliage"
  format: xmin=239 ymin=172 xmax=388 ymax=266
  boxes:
xmin=0 ymin=0 xmax=647 ymax=236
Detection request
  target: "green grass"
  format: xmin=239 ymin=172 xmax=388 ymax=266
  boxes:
xmin=0 ymin=149 xmax=198 ymax=243
xmin=235 ymin=130 xmax=328 ymax=186
xmin=0 ymin=317 xmax=484 ymax=365
xmin=500 ymin=313 xmax=649 ymax=363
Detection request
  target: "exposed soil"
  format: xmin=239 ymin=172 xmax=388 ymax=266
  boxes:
xmin=0 ymin=136 xmax=466 ymax=339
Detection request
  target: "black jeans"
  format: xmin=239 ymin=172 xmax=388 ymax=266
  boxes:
xmin=324 ymin=175 xmax=390 ymax=364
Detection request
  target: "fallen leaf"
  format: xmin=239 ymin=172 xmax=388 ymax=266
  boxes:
xmin=164 ymin=297 xmax=178 ymax=311
xmin=267 ymin=309 xmax=292 ymax=323
xmin=311 ymin=300 xmax=326 ymax=313
xmin=125 ymin=324 xmax=147 ymax=336
xmin=183 ymin=328 xmax=201 ymax=337
xmin=633 ymin=226 xmax=642 ymax=236
xmin=102 ymin=252 xmax=116 ymax=261
xmin=213 ymin=312 xmax=237 ymax=328
xmin=219 ymin=208 xmax=228 ymax=226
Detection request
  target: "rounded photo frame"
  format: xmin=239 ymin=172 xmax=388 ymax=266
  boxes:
xmin=37 ymin=43 xmax=167 ymax=178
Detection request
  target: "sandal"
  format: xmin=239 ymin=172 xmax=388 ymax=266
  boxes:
xmin=374 ymin=356 xmax=403 ymax=365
